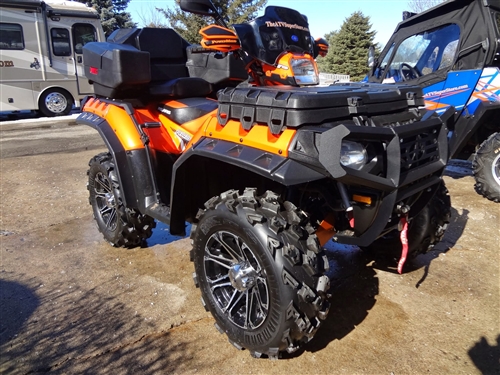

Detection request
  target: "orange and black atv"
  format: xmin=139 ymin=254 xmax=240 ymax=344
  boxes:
xmin=77 ymin=0 xmax=450 ymax=359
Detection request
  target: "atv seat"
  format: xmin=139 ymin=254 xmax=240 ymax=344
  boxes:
xmin=84 ymin=28 xmax=213 ymax=99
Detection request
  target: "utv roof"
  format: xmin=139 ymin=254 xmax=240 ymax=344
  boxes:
xmin=395 ymin=0 xmax=500 ymax=31
xmin=384 ymin=0 xmax=500 ymax=70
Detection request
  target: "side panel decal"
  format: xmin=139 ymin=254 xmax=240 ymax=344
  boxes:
xmin=423 ymin=70 xmax=481 ymax=113
xmin=465 ymin=67 xmax=500 ymax=114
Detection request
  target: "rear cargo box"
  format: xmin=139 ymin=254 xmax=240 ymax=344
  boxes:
xmin=83 ymin=42 xmax=151 ymax=98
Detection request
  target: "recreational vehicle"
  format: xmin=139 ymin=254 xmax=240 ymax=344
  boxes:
xmin=0 ymin=0 xmax=105 ymax=116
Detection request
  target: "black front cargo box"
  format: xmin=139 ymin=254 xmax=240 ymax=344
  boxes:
xmin=217 ymin=83 xmax=425 ymax=134
xmin=83 ymin=41 xmax=151 ymax=98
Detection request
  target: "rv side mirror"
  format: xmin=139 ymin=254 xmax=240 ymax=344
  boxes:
xmin=178 ymin=0 xmax=218 ymax=17
xmin=368 ymin=45 xmax=375 ymax=68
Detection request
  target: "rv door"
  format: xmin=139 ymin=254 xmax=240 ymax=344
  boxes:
xmin=72 ymin=23 xmax=98 ymax=94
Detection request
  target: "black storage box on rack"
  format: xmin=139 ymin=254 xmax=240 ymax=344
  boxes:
xmin=186 ymin=48 xmax=248 ymax=86
xmin=217 ymin=83 xmax=425 ymax=134
xmin=83 ymin=42 xmax=151 ymax=98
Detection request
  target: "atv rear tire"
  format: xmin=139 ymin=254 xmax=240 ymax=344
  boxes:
xmin=361 ymin=181 xmax=451 ymax=264
xmin=190 ymin=188 xmax=330 ymax=358
xmin=87 ymin=152 xmax=156 ymax=248
xmin=473 ymin=133 xmax=500 ymax=203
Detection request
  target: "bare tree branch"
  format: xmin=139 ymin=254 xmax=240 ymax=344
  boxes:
xmin=407 ymin=0 xmax=445 ymax=13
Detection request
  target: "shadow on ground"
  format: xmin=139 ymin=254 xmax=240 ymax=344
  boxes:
xmin=468 ymin=335 xmax=500 ymax=375
xmin=283 ymin=203 xmax=470 ymax=357
xmin=280 ymin=244 xmax=378 ymax=358
xmin=0 ymin=279 xmax=39 ymax=347
xmin=368 ymin=206 xmax=469 ymax=286
xmin=0 ymin=272 xmax=194 ymax=374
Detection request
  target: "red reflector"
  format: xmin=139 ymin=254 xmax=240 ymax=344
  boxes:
xmin=89 ymin=67 xmax=98 ymax=75
xmin=220 ymin=113 xmax=227 ymax=119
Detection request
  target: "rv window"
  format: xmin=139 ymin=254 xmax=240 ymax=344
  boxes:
xmin=0 ymin=23 xmax=24 ymax=50
xmin=51 ymin=28 xmax=71 ymax=56
xmin=73 ymin=24 xmax=97 ymax=54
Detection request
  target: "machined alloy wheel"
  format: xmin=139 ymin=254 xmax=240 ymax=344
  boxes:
xmin=205 ymin=230 xmax=269 ymax=330
xmin=93 ymin=170 xmax=119 ymax=232
xmin=191 ymin=188 xmax=330 ymax=359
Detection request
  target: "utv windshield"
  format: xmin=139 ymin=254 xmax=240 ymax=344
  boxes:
xmin=377 ymin=23 xmax=460 ymax=82
xmin=233 ymin=6 xmax=313 ymax=65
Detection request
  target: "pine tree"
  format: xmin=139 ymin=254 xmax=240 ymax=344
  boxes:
xmin=317 ymin=11 xmax=377 ymax=82
xmin=77 ymin=0 xmax=135 ymax=35
xmin=157 ymin=0 xmax=267 ymax=44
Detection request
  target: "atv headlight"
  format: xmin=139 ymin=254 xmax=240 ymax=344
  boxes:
xmin=340 ymin=141 xmax=367 ymax=170
xmin=290 ymin=58 xmax=319 ymax=85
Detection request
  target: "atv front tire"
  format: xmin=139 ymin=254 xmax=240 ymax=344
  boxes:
xmin=190 ymin=188 xmax=330 ymax=358
xmin=361 ymin=181 xmax=451 ymax=264
xmin=473 ymin=133 xmax=500 ymax=202
xmin=87 ymin=152 xmax=156 ymax=247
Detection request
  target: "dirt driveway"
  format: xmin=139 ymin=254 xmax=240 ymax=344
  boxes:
xmin=0 ymin=122 xmax=499 ymax=374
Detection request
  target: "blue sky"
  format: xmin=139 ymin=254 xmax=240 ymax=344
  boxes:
xmin=126 ymin=0 xmax=412 ymax=47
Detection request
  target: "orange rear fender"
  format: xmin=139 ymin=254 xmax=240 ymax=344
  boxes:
xmin=83 ymin=97 xmax=144 ymax=151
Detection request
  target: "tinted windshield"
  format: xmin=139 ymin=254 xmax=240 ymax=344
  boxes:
xmin=233 ymin=6 xmax=313 ymax=65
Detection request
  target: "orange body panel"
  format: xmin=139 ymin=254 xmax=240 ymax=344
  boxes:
xmin=316 ymin=213 xmax=336 ymax=246
xmin=205 ymin=119 xmax=296 ymax=157
xmin=84 ymin=97 xmax=295 ymax=157
xmin=83 ymin=97 xmax=144 ymax=151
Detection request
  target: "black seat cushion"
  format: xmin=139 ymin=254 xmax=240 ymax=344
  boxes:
xmin=157 ymin=97 xmax=218 ymax=124
xmin=148 ymin=77 xmax=212 ymax=98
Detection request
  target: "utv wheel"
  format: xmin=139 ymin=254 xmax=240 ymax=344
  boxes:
xmin=361 ymin=181 xmax=451 ymax=264
xmin=190 ymin=188 xmax=330 ymax=358
xmin=87 ymin=152 xmax=156 ymax=248
xmin=38 ymin=88 xmax=73 ymax=117
xmin=473 ymin=133 xmax=500 ymax=203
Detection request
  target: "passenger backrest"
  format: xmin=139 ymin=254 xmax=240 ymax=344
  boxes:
xmin=135 ymin=28 xmax=190 ymax=82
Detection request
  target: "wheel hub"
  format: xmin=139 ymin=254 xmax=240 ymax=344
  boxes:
xmin=104 ymin=192 xmax=115 ymax=208
xmin=45 ymin=92 xmax=67 ymax=113
xmin=228 ymin=262 xmax=257 ymax=292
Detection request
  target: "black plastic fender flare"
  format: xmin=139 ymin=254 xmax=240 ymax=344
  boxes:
xmin=76 ymin=111 xmax=154 ymax=211
xmin=168 ymin=137 xmax=327 ymax=235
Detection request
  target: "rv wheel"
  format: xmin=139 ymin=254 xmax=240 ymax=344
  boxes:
xmin=473 ymin=133 xmax=500 ymax=203
xmin=38 ymin=88 xmax=73 ymax=117
xmin=190 ymin=188 xmax=330 ymax=359
xmin=87 ymin=152 xmax=156 ymax=248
